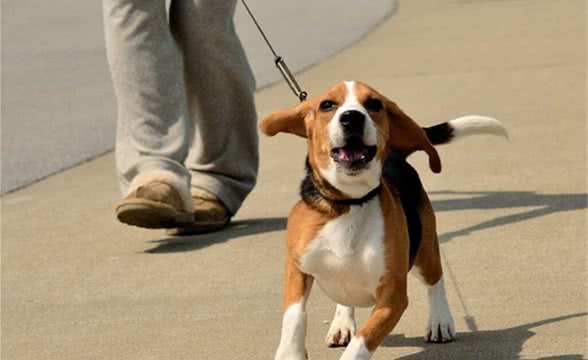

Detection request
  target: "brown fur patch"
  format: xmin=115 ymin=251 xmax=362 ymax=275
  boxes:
xmin=411 ymin=192 xmax=443 ymax=285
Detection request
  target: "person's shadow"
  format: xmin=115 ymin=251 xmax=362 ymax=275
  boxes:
xmin=145 ymin=217 xmax=287 ymax=253
xmin=382 ymin=312 xmax=587 ymax=359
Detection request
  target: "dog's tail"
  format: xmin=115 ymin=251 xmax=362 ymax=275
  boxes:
xmin=424 ymin=115 xmax=508 ymax=145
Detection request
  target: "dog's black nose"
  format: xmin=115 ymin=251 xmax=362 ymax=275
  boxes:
xmin=340 ymin=110 xmax=365 ymax=134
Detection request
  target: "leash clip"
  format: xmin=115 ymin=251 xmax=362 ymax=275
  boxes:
xmin=275 ymin=56 xmax=307 ymax=102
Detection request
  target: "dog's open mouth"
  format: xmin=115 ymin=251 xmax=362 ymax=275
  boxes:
xmin=330 ymin=137 xmax=377 ymax=171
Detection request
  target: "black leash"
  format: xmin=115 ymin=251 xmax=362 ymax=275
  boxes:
xmin=240 ymin=0 xmax=308 ymax=102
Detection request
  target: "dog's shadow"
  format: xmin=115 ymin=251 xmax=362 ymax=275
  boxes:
xmin=145 ymin=217 xmax=287 ymax=253
xmin=382 ymin=312 xmax=587 ymax=359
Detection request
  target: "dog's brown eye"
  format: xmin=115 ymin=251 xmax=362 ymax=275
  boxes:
xmin=364 ymin=98 xmax=383 ymax=112
xmin=319 ymin=100 xmax=337 ymax=112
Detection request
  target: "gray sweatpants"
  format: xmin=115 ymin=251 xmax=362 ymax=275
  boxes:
xmin=102 ymin=0 xmax=258 ymax=214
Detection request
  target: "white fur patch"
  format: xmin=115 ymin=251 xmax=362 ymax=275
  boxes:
xmin=325 ymin=304 xmax=357 ymax=347
xmin=127 ymin=170 xmax=194 ymax=212
xmin=300 ymin=198 xmax=385 ymax=307
xmin=320 ymin=158 xmax=381 ymax=198
xmin=275 ymin=302 xmax=307 ymax=360
xmin=339 ymin=336 xmax=372 ymax=360
xmin=448 ymin=115 xmax=509 ymax=141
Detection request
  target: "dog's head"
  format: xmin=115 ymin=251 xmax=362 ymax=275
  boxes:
xmin=260 ymin=81 xmax=440 ymax=198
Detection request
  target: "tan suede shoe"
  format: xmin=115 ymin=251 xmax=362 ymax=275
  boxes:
xmin=166 ymin=195 xmax=231 ymax=236
xmin=115 ymin=182 xmax=194 ymax=229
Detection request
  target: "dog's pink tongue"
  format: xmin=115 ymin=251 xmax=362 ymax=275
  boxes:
xmin=340 ymin=149 xmax=365 ymax=162
xmin=340 ymin=149 xmax=352 ymax=161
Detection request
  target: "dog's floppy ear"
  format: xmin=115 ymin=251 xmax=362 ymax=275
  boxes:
xmin=385 ymin=99 xmax=442 ymax=173
xmin=259 ymin=101 xmax=309 ymax=138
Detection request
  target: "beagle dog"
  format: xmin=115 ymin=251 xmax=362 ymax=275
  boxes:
xmin=260 ymin=81 xmax=507 ymax=360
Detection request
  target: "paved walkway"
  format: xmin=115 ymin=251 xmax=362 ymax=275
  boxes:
xmin=2 ymin=1 xmax=586 ymax=359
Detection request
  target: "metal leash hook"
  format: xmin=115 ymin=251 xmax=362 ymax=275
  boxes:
xmin=240 ymin=0 xmax=308 ymax=103
xmin=275 ymin=57 xmax=308 ymax=102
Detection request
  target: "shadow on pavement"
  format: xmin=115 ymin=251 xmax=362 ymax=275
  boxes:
xmin=382 ymin=312 xmax=587 ymax=360
xmin=146 ymin=190 xmax=586 ymax=253
xmin=431 ymin=190 xmax=587 ymax=243
xmin=145 ymin=216 xmax=287 ymax=253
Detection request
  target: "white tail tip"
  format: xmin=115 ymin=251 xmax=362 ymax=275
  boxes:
xmin=448 ymin=115 xmax=509 ymax=141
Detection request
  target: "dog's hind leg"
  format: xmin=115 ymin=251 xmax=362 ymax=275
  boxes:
xmin=411 ymin=194 xmax=456 ymax=343
xmin=412 ymin=271 xmax=456 ymax=343
xmin=325 ymin=304 xmax=357 ymax=347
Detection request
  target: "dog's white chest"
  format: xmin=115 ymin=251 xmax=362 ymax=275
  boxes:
xmin=299 ymin=199 xmax=386 ymax=307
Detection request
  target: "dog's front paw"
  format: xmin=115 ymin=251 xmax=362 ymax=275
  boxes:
xmin=325 ymin=315 xmax=356 ymax=347
xmin=424 ymin=310 xmax=456 ymax=343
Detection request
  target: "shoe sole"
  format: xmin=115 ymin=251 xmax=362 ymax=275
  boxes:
xmin=116 ymin=199 xmax=193 ymax=229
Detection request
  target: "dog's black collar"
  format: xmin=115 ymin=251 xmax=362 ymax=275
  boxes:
xmin=300 ymin=157 xmax=381 ymax=210
xmin=328 ymin=184 xmax=381 ymax=206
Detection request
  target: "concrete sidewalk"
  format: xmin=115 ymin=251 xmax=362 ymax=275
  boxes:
xmin=2 ymin=1 xmax=586 ymax=359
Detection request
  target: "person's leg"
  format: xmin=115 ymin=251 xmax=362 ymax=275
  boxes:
xmin=169 ymin=0 xmax=259 ymax=216
xmin=103 ymin=0 xmax=194 ymax=226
